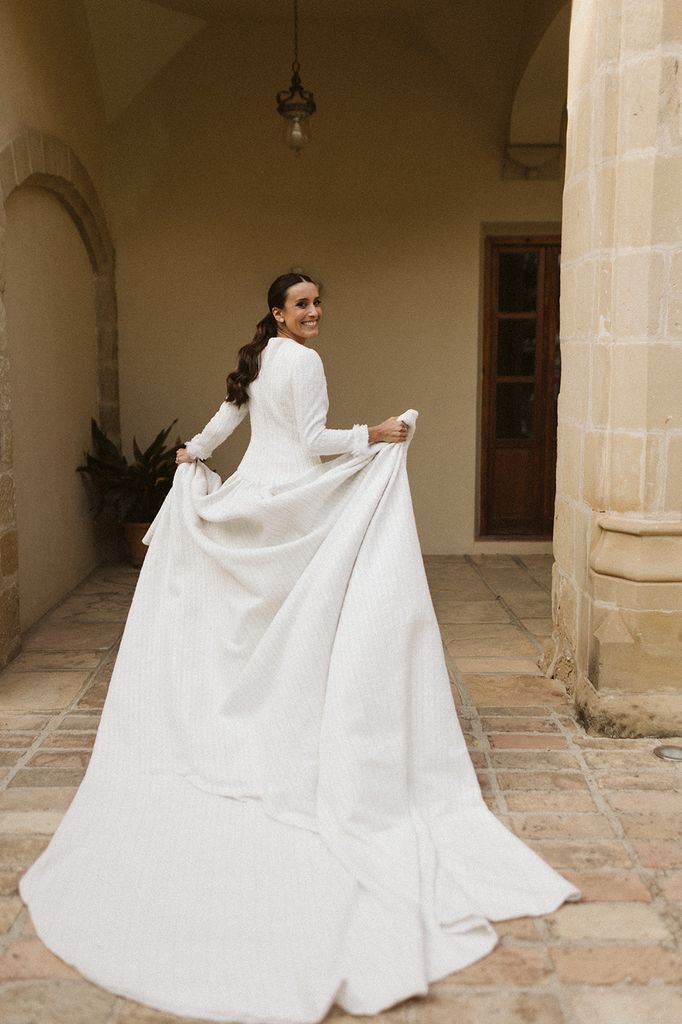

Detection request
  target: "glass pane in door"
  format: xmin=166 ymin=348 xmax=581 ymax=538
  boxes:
xmin=496 ymin=383 xmax=534 ymax=438
xmin=498 ymin=252 xmax=538 ymax=311
xmin=497 ymin=320 xmax=536 ymax=375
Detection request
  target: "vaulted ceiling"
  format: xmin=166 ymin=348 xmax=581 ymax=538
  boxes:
xmin=85 ymin=0 xmax=569 ymax=132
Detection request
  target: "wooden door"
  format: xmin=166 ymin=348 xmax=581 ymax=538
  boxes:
xmin=480 ymin=237 xmax=560 ymax=537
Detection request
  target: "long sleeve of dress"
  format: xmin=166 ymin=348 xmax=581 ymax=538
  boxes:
xmin=184 ymin=400 xmax=249 ymax=461
xmin=291 ymin=347 xmax=370 ymax=457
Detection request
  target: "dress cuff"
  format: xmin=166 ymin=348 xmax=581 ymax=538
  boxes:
xmin=183 ymin=440 xmax=202 ymax=461
xmin=351 ymin=423 xmax=370 ymax=456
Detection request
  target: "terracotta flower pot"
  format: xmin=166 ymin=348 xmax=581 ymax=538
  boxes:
xmin=123 ymin=522 xmax=151 ymax=568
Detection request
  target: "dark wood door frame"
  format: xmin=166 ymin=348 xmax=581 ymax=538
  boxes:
xmin=478 ymin=235 xmax=561 ymax=539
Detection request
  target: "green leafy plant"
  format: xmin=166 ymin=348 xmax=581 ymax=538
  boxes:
xmin=77 ymin=418 xmax=182 ymax=523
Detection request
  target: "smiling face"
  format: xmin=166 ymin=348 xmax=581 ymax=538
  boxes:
xmin=272 ymin=281 xmax=322 ymax=344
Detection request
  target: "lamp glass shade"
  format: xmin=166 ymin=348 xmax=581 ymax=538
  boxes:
xmin=283 ymin=115 xmax=311 ymax=153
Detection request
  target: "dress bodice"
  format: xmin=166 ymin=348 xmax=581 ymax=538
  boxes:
xmin=184 ymin=336 xmax=369 ymax=486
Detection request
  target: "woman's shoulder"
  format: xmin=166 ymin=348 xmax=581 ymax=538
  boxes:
xmin=273 ymin=339 xmax=324 ymax=370
xmin=272 ymin=337 xmax=320 ymax=357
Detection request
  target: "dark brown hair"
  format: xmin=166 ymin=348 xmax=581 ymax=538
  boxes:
xmin=225 ymin=272 xmax=315 ymax=406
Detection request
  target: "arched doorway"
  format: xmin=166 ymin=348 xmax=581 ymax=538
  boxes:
xmin=0 ymin=128 xmax=119 ymax=666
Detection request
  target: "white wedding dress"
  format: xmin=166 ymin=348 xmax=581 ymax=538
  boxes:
xmin=19 ymin=336 xmax=579 ymax=1024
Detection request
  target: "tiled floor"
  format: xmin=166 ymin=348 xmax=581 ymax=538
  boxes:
xmin=0 ymin=555 xmax=681 ymax=1023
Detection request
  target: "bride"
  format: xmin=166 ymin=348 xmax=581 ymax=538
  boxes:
xmin=19 ymin=272 xmax=579 ymax=1024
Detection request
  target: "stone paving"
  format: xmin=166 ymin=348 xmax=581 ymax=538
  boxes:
xmin=0 ymin=554 xmax=680 ymax=1023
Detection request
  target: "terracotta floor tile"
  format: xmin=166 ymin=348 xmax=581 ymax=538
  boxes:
xmin=618 ymin=812 xmax=682 ymax=841
xmin=0 ymin=732 xmax=42 ymax=749
xmin=447 ymin=630 xmax=541 ymax=656
xmin=8 ymin=768 xmax=86 ymax=788
xmin=567 ymin=986 xmax=682 ymax=1024
xmin=0 ymin=894 xmax=23 ymax=932
xmin=0 ymin=671 xmax=90 ymax=713
xmin=551 ymin=944 xmax=682 ymax=984
xmin=496 ymin=770 xmax=590 ymax=792
xmin=453 ymin=658 xmax=542 ymax=674
xmin=0 ymin=867 xmax=22 ymax=896
xmin=520 ymin=618 xmax=554 ymax=636
xmin=0 ymin=715 xmax=50 ymax=730
xmin=21 ymin=620 xmax=121 ymax=653
xmin=509 ymin=812 xmax=615 ymax=841
xmin=545 ymin=901 xmax=671 ymax=942
xmin=526 ymin=839 xmax=633 ymax=870
xmin=582 ymin=749 xmax=672 ymax=771
xmin=0 ymin=809 xmax=64 ymax=834
xmin=489 ymin=734 xmax=569 ymax=749
xmin=435 ymin=946 xmax=552 ymax=986
xmin=6 ymin=651 xmax=102 ymax=671
xmin=27 ymin=751 xmax=91 ymax=769
xmin=47 ymin=592 xmax=132 ymax=623
xmin=592 ymin=769 xmax=682 ymax=791
xmin=0 ymin=937 xmax=81 ymax=979
xmin=0 ymin=979 xmax=117 ymax=1022
xmin=410 ymin=990 xmax=564 ymax=1024
xmin=481 ymin=716 xmax=559 ymax=733
xmin=431 ymin=581 xmax=495 ymax=603
xmin=504 ymin=791 xmax=597 ymax=812
xmin=659 ymin=873 xmax=682 ymax=900
xmin=442 ymin=623 xmax=528 ymax=642
xmin=495 ymin=917 xmax=540 ymax=941
xmin=463 ymin=674 xmax=568 ymax=707
xmin=39 ymin=732 xmax=95 ymax=749
xmin=58 ymin=713 xmax=101 ymax=730
xmin=606 ymin=789 xmax=682 ymax=813
xmin=499 ymin=592 xmax=552 ymax=617
xmin=633 ymin=839 xmax=682 ymax=868
xmin=0 ymin=787 xmax=78 ymax=811
xmin=433 ymin=601 xmax=511 ymax=624
xmin=0 ymin=833 xmax=51 ymax=866
xmin=560 ymin=870 xmax=651 ymax=902
xmin=72 ymin=565 xmax=140 ymax=592
xmin=75 ymin=676 xmax=111 ymax=709
xmin=469 ymin=554 xmax=520 ymax=567
xmin=490 ymin=751 xmax=579 ymax=770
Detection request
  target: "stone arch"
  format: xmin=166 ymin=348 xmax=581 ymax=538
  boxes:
xmin=0 ymin=127 xmax=120 ymax=667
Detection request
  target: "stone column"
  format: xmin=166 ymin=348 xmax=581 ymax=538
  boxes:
xmin=551 ymin=0 xmax=682 ymax=735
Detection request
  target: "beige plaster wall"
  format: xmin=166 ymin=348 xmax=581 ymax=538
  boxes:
xmin=0 ymin=1 xmax=109 ymax=636
xmin=107 ymin=9 xmax=565 ymax=553
xmin=0 ymin=1 xmax=106 ymax=198
xmin=5 ymin=187 xmax=99 ymax=630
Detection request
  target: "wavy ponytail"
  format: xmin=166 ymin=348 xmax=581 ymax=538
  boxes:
xmin=226 ymin=272 xmax=314 ymax=407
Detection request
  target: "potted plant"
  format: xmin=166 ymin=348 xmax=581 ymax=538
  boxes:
xmin=77 ymin=418 xmax=181 ymax=567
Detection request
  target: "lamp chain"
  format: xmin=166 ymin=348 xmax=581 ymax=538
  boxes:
xmin=292 ymin=0 xmax=300 ymax=73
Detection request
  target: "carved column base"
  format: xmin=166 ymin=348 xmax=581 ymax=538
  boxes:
xmin=546 ymin=514 xmax=682 ymax=737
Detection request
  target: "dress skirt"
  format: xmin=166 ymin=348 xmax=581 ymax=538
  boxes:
xmin=19 ymin=409 xmax=579 ymax=1023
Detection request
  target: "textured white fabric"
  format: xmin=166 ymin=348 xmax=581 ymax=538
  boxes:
xmin=184 ymin=338 xmax=370 ymax=473
xmin=19 ymin=336 xmax=579 ymax=1024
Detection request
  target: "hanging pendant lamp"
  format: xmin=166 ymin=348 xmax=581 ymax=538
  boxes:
xmin=276 ymin=0 xmax=316 ymax=155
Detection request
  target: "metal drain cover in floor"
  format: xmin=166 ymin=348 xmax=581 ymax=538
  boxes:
xmin=653 ymin=745 xmax=682 ymax=761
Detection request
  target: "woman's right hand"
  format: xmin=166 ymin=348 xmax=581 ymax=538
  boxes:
xmin=368 ymin=417 xmax=409 ymax=444
xmin=175 ymin=447 xmax=196 ymax=465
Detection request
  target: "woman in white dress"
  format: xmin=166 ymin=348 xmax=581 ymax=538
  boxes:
xmin=19 ymin=272 xmax=579 ymax=1024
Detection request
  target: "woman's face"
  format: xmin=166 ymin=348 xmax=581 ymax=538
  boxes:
xmin=272 ymin=281 xmax=322 ymax=344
